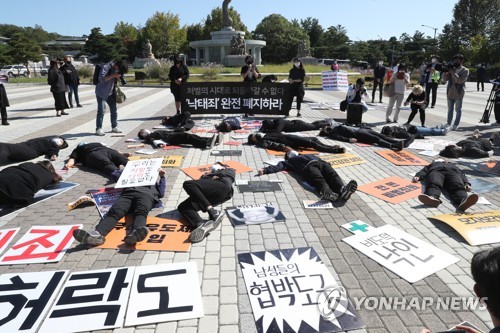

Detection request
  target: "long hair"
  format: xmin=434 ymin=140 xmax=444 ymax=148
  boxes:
xmin=37 ymin=160 xmax=62 ymax=183
xmin=439 ymin=145 xmax=463 ymax=158
xmin=292 ymin=57 xmax=304 ymax=71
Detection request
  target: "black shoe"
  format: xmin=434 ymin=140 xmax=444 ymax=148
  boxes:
xmin=418 ymin=194 xmax=441 ymax=207
xmin=458 ymin=194 xmax=479 ymax=211
xmin=189 ymin=220 xmax=216 ymax=243
xmin=72 ymin=229 xmax=105 ymax=246
xmin=297 ymin=113 xmax=302 ymax=117
xmin=371 ymin=100 xmax=374 ymax=103
xmin=215 ymin=132 xmax=224 ymax=145
xmin=77 ymin=104 xmax=83 ymax=108
xmin=61 ymin=111 xmax=69 ymax=115
xmin=320 ymin=187 xmax=339 ymax=202
xmin=431 ymin=105 xmax=435 ymax=108
xmin=331 ymin=145 xmax=346 ymax=154
xmin=69 ymin=104 xmax=73 ymax=109
xmin=176 ymin=110 xmax=181 ymax=114
xmin=124 ymin=226 xmax=149 ymax=245
xmin=1 ymin=121 xmax=9 ymax=125
xmin=340 ymin=180 xmax=358 ymax=201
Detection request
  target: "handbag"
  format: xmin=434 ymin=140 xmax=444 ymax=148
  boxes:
xmin=383 ymin=83 xmax=394 ymax=97
xmin=340 ymin=99 xmax=348 ymax=111
xmin=115 ymin=85 xmax=127 ymax=104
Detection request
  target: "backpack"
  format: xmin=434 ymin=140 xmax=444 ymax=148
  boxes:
xmin=92 ymin=64 xmax=102 ymax=85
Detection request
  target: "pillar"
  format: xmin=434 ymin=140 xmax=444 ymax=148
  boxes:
xmin=220 ymin=46 xmax=225 ymax=65
xmin=204 ymin=47 xmax=210 ymax=63
xmin=195 ymin=48 xmax=200 ymax=66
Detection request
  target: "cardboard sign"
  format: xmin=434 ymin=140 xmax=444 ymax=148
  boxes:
xmin=419 ymin=150 xmax=440 ymax=157
xmin=341 ymin=221 xmax=374 ymax=234
xmin=39 ymin=267 xmax=135 ymax=333
xmin=468 ymin=177 xmax=500 ymax=194
xmin=211 ymin=150 xmax=242 ymax=156
xmin=116 ymin=158 xmax=163 ymax=189
xmin=266 ymin=148 xmax=319 ymax=156
xmin=0 ymin=224 xmax=82 ymax=265
xmin=226 ymin=203 xmax=286 ymax=226
xmin=135 ymin=148 xmax=157 ymax=155
xmin=238 ymin=181 xmax=282 ymax=193
xmin=97 ymin=217 xmax=192 ymax=251
xmin=238 ymin=247 xmax=364 ymax=333
xmin=224 ymin=140 xmax=242 ymax=146
xmin=90 ymin=188 xmax=123 ymax=218
xmin=430 ymin=210 xmax=500 ymax=246
xmin=321 ymin=153 xmax=365 ymax=168
xmin=303 ymin=200 xmax=334 ymax=209
xmin=478 ymin=160 xmax=500 ymax=175
xmin=0 ymin=270 xmax=69 ymax=333
xmin=129 ymin=155 xmax=184 ymax=168
xmin=181 ymin=160 xmax=252 ymax=180
xmin=0 ymin=228 xmax=20 ymax=255
xmin=235 ymin=129 xmax=249 ymax=133
xmin=376 ymin=150 xmax=428 ymax=166
xmin=191 ymin=128 xmax=207 ymax=133
xmin=162 ymin=145 xmax=182 ymax=150
xmin=408 ymin=141 xmax=434 ymax=150
xmin=343 ymin=224 xmax=459 ymax=283
xmin=357 ymin=176 xmax=421 ymax=204
xmin=125 ymin=262 xmax=204 ymax=326
xmin=355 ymin=142 xmax=372 ymax=147
xmin=67 ymin=195 xmax=95 ymax=211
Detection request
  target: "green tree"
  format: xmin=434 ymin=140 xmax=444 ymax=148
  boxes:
xmin=0 ymin=44 xmax=13 ymax=66
xmin=300 ymin=17 xmax=323 ymax=48
xmin=114 ymin=21 xmax=139 ymax=61
xmin=186 ymin=23 xmax=204 ymax=42
xmin=254 ymin=14 xmax=308 ymax=63
xmin=7 ymin=32 xmax=41 ymax=76
xmin=83 ymin=28 xmax=127 ymax=63
xmin=142 ymin=11 xmax=187 ymax=58
xmin=320 ymin=25 xmax=350 ymax=59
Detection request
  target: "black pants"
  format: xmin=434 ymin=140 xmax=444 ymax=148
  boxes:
xmin=425 ymin=82 xmax=438 ymax=107
xmin=287 ymin=120 xmax=323 ymax=132
xmin=0 ymin=143 xmax=38 ymax=164
xmin=372 ymin=79 xmax=383 ymax=102
xmin=178 ymin=179 xmax=233 ymax=228
xmin=166 ymin=133 xmax=208 ymax=149
xmin=84 ymin=148 xmax=128 ymax=174
xmin=406 ymin=104 xmax=426 ymax=126
xmin=356 ymin=128 xmax=400 ymax=148
xmin=425 ymin=169 xmax=467 ymax=205
xmin=494 ymin=94 xmax=500 ymax=123
xmin=302 ymin=160 xmax=344 ymax=194
xmin=287 ymin=136 xmax=340 ymax=153
xmin=289 ymin=84 xmax=305 ymax=112
xmin=1 ymin=107 xmax=7 ymax=122
xmin=477 ymin=80 xmax=484 ymax=91
xmin=96 ymin=189 xmax=154 ymax=236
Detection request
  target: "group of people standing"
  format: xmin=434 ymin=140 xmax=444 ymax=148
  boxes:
xmin=47 ymin=56 xmax=82 ymax=117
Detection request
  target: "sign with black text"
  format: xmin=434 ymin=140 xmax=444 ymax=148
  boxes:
xmin=226 ymin=203 xmax=286 ymax=226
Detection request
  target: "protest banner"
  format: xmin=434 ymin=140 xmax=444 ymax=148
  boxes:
xmin=321 ymin=153 xmax=365 ymax=168
xmin=357 ymin=176 xmax=421 ymax=204
xmin=376 ymin=150 xmax=428 ymax=166
xmin=129 ymin=155 xmax=184 ymax=168
xmin=116 ymin=158 xmax=163 ymax=189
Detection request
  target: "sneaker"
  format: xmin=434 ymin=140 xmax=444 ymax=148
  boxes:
xmin=208 ymin=134 xmax=217 ymax=148
xmin=72 ymin=229 xmax=105 ymax=246
xmin=458 ymin=193 xmax=479 ymax=211
xmin=189 ymin=220 xmax=216 ymax=243
xmin=216 ymin=132 xmax=224 ymax=145
xmin=320 ymin=187 xmax=339 ymax=202
xmin=124 ymin=226 xmax=149 ymax=245
xmin=77 ymin=104 xmax=83 ymax=108
xmin=340 ymin=180 xmax=358 ymax=201
xmin=431 ymin=105 xmax=435 ymax=108
xmin=418 ymin=194 xmax=441 ymax=207
xmin=442 ymin=127 xmax=450 ymax=135
xmin=112 ymin=127 xmax=123 ymax=133
xmin=297 ymin=113 xmax=302 ymax=117
xmin=95 ymin=128 xmax=105 ymax=136
xmin=208 ymin=208 xmax=221 ymax=223
xmin=451 ymin=125 xmax=458 ymax=131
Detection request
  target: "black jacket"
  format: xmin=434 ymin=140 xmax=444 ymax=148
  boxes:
xmin=69 ymin=143 xmax=108 ymax=162
xmin=457 ymin=138 xmax=492 ymax=158
xmin=199 ymin=168 xmax=236 ymax=199
xmin=47 ymin=67 xmax=66 ymax=93
xmin=263 ymin=154 xmax=320 ymax=174
xmin=0 ymin=84 xmax=9 ymax=107
xmin=60 ymin=62 xmax=80 ymax=86
xmin=373 ymin=65 xmax=386 ymax=80
xmin=415 ymin=161 xmax=469 ymax=185
xmin=23 ymin=137 xmax=63 ymax=158
xmin=323 ymin=125 xmax=360 ymax=142
xmin=169 ymin=64 xmax=189 ymax=88
xmin=260 ymin=119 xmax=313 ymax=133
xmin=165 ymin=112 xmax=194 ymax=131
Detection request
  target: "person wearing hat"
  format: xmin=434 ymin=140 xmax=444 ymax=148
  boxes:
xmin=442 ymin=54 xmax=469 ymax=131
xmin=424 ymin=55 xmax=442 ymax=108
xmin=257 ymin=149 xmax=358 ymax=202
xmin=0 ymin=136 xmax=68 ymax=165
xmin=178 ymin=163 xmax=236 ymax=243
xmin=259 ymin=118 xmax=336 ymax=133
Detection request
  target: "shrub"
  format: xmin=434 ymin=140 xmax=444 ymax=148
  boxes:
xmin=77 ymin=65 xmax=94 ymax=78
xmin=201 ymin=63 xmax=222 ymax=81
xmin=144 ymin=60 xmax=172 ymax=82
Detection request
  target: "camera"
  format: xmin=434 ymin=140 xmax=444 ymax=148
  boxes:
xmin=441 ymin=61 xmax=459 ymax=72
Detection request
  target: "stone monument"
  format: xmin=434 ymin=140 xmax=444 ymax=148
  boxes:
xmin=296 ymin=39 xmax=317 ymax=66
xmin=133 ymin=39 xmax=160 ymax=69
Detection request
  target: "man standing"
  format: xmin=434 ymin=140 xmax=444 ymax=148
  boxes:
xmin=95 ymin=59 xmax=127 ymax=136
xmin=372 ymin=59 xmax=386 ymax=103
xmin=477 ymin=64 xmax=486 ymax=92
xmin=424 ymin=55 xmax=442 ymax=108
xmin=442 ymin=54 xmax=469 ymax=131
xmin=61 ymin=56 xmax=81 ymax=108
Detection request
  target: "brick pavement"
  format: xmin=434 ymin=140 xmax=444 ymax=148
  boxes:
xmin=0 ymin=82 xmax=498 ymax=333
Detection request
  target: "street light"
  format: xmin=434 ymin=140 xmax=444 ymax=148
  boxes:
xmin=421 ymin=24 xmax=438 ymax=40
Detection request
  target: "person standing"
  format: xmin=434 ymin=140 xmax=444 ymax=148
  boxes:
xmin=60 ymin=56 xmax=82 ymax=108
xmin=385 ymin=64 xmax=410 ymax=123
xmin=0 ymin=81 xmax=9 ymax=125
xmin=477 ymin=64 xmax=486 ymax=92
xmin=331 ymin=60 xmax=339 ymax=72
xmin=241 ymin=55 xmax=260 ymax=117
xmin=288 ymin=57 xmax=306 ymax=117
xmin=168 ymin=56 xmax=189 ymax=114
xmin=95 ymin=59 xmax=127 ymax=136
xmin=47 ymin=59 xmax=69 ymax=117
xmin=442 ymin=54 xmax=469 ymax=131
xmin=403 ymin=85 xmax=427 ymax=127
xmin=424 ymin=55 xmax=442 ymax=108
xmin=372 ymin=59 xmax=386 ymax=103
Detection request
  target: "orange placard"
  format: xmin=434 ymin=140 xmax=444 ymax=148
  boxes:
xmin=479 ymin=160 xmax=500 ymax=175
xmin=97 ymin=216 xmax=192 ymax=251
xmin=224 ymin=141 xmax=242 ymax=146
xmin=191 ymin=128 xmax=207 ymax=133
xmin=181 ymin=160 xmax=253 ymax=179
xmin=357 ymin=176 xmax=421 ymax=204
xmin=265 ymin=148 xmax=319 ymax=156
xmin=376 ymin=150 xmax=428 ymax=166
xmin=321 ymin=153 xmax=365 ymax=168
xmin=355 ymin=142 xmax=372 ymax=147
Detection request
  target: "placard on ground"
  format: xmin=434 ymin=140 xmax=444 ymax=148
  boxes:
xmin=226 ymin=203 xmax=286 ymax=226
xmin=266 ymin=148 xmax=319 ymax=156
xmin=116 ymin=158 xmax=163 ymax=189
xmin=97 ymin=216 xmax=192 ymax=251
xmin=129 ymin=155 xmax=184 ymax=167
xmin=181 ymin=160 xmax=252 ymax=179
xmin=211 ymin=150 xmax=242 ymax=156
xmin=238 ymin=181 xmax=282 ymax=193
xmin=430 ymin=210 xmax=500 ymax=246
xmin=376 ymin=150 xmax=428 ymax=166
xmin=321 ymin=153 xmax=365 ymax=168
xmin=238 ymin=247 xmax=365 ymax=333
xmin=357 ymin=176 xmax=421 ymax=204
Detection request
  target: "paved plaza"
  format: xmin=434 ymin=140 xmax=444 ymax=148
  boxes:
xmin=0 ymin=81 xmax=498 ymax=333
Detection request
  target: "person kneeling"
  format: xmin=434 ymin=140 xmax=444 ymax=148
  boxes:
xmin=73 ymin=168 xmax=166 ymax=246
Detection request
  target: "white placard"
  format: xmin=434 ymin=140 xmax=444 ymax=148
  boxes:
xmin=231 ymin=134 xmax=248 ymax=139
xmin=0 ymin=225 xmax=82 ymax=265
xmin=135 ymin=148 xmax=158 ymax=155
xmin=125 ymin=262 xmax=204 ymax=326
xmin=340 ymin=221 xmax=374 ymax=234
xmin=343 ymin=224 xmax=459 ymax=283
xmin=419 ymin=150 xmax=440 ymax=157
xmin=0 ymin=227 xmax=20 ymax=255
xmin=264 ymin=158 xmax=285 ymax=166
xmin=477 ymin=197 xmax=492 ymax=205
xmin=408 ymin=141 xmax=434 ymax=150
xmin=115 ymin=158 xmax=163 ymax=188
xmin=39 ymin=267 xmax=135 ymax=333
xmin=303 ymin=200 xmax=334 ymax=209
xmin=0 ymin=270 xmax=69 ymax=333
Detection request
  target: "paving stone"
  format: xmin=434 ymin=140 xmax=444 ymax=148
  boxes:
xmin=219 ymin=304 xmax=239 ymax=325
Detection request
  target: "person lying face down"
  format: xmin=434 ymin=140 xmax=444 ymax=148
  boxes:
xmin=381 ymin=124 xmax=448 ymax=140
xmin=439 ymin=136 xmax=493 ymax=159
xmin=0 ymin=136 xmax=68 ymax=164
xmin=161 ymin=111 xmax=195 ymax=132
xmin=247 ymin=133 xmax=345 ymax=154
xmin=259 ymin=118 xmax=337 ymax=133
xmin=138 ymin=129 xmax=223 ymax=149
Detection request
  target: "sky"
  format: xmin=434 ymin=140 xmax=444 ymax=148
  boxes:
xmin=0 ymin=0 xmax=458 ymax=41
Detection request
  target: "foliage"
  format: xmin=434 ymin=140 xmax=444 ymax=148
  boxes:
xmin=142 ymin=11 xmax=187 ymax=58
xmin=143 ymin=59 xmax=172 ymax=81
xmin=0 ymin=44 xmax=13 ymax=66
xmin=200 ymin=63 xmax=223 ymax=81
xmin=114 ymin=22 xmax=139 ymax=61
xmin=77 ymin=65 xmax=94 ymax=78
xmin=7 ymin=33 xmax=42 ymax=75
xmin=83 ymin=28 xmax=128 ymax=63
xmin=300 ymin=18 xmax=323 ymax=49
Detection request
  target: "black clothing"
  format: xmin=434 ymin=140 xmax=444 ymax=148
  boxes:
xmin=168 ymin=64 xmax=189 ymax=102
xmin=424 ymin=63 xmax=442 ymax=107
xmin=69 ymin=143 xmax=128 ymax=174
xmin=405 ymin=91 xmax=427 ymax=126
xmin=0 ymin=137 xmax=63 ymax=164
xmin=48 ymin=67 xmax=66 ymax=93
xmin=216 ymin=117 xmax=242 ymax=132
xmin=0 ymin=83 xmax=9 ymax=123
xmin=0 ymin=162 xmax=54 ymax=205
xmin=260 ymin=118 xmax=329 ymax=133
xmin=288 ymin=67 xmax=306 ymax=112
xmin=163 ymin=112 xmax=194 ymax=131
xmin=256 ymin=133 xmax=343 ymax=154
xmin=145 ymin=131 xmax=209 ymax=149
xmin=477 ymin=66 xmax=486 ymax=91
xmin=178 ymin=168 xmax=236 ymax=227
xmin=372 ymin=64 xmax=386 ymax=102
xmin=415 ymin=161 xmax=469 ymax=204
xmin=241 ymin=65 xmax=260 ymax=82
xmin=60 ymin=62 xmax=80 ymax=86
xmin=323 ymin=125 xmax=405 ymax=148
xmin=456 ymin=137 xmax=492 ymax=158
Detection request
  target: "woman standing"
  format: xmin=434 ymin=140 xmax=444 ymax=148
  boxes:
xmin=385 ymin=64 xmax=410 ymax=123
xmin=403 ymin=85 xmax=427 ymax=127
xmin=47 ymin=59 xmax=69 ymax=117
xmin=168 ymin=56 xmax=189 ymax=115
xmin=288 ymin=57 xmax=306 ymax=117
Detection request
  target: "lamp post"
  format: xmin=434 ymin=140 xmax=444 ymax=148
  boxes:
xmin=421 ymin=24 xmax=438 ymax=40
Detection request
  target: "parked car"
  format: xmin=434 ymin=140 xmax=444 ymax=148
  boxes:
xmin=39 ymin=66 xmax=50 ymax=76
xmin=0 ymin=65 xmax=28 ymax=77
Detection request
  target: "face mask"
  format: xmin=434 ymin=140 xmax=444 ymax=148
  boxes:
xmin=431 ymin=58 xmax=437 ymax=64
xmin=52 ymin=138 xmax=64 ymax=146
xmin=378 ymin=61 xmax=383 ymax=65
xmin=78 ymin=142 xmax=89 ymax=147
xmin=141 ymin=129 xmax=151 ymax=137
xmin=286 ymin=150 xmax=299 ymax=159
xmin=294 ymin=62 xmax=301 ymax=68
xmin=211 ymin=164 xmax=225 ymax=172
xmin=246 ymin=61 xmax=253 ymax=65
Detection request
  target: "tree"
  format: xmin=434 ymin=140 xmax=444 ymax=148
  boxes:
xmin=114 ymin=21 xmax=139 ymax=61
xmin=83 ymin=28 xmax=127 ymax=63
xmin=254 ymin=14 xmax=308 ymax=63
xmin=142 ymin=11 xmax=187 ymax=58
xmin=0 ymin=44 xmax=13 ymax=66
xmin=320 ymin=25 xmax=350 ymax=59
xmin=186 ymin=23 xmax=205 ymax=42
xmin=300 ymin=17 xmax=323 ymax=49
xmin=7 ymin=32 xmax=41 ymax=76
